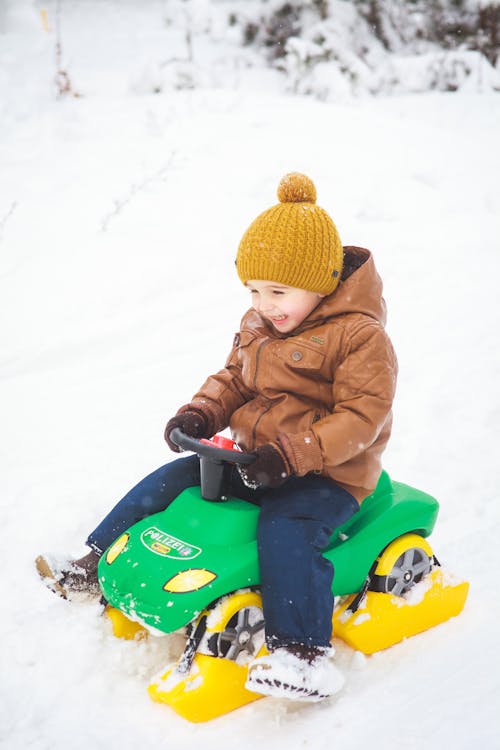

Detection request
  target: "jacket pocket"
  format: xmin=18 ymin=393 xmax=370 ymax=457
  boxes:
xmin=276 ymin=341 xmax=326 ymax=372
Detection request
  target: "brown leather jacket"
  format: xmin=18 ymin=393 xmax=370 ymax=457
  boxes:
xmin=180 ymin=247 xmax=398 ymax=503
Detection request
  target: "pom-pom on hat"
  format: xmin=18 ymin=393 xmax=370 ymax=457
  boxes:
xmin=236 ymin=173 xmax=343 ymax=295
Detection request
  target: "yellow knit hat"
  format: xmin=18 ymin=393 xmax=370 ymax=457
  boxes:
xmin=236 ymin=173 xmax=343 ymax=295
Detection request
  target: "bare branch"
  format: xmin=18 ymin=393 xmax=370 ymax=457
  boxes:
xmin=0 ymin=201 xmax=18 ymax=242
xmin=54 ymin=0 xmax=79 ymax=97
xmin=100 ymin=153 xmax=177 ymax=233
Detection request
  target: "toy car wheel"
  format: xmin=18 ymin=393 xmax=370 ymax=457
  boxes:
xmin=217 ymin=605 xmax=265 ymax=663
xmin=384 ymin=547 xmax=431 ymax=596
xmin=202 ymin=590 xmax=266 ymax=666
xmin=374 ymin=533 xmax=434 ymax=597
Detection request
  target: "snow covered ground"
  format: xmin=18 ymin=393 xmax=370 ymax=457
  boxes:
xmin=1 ymin=3 xmax=500 ymax=749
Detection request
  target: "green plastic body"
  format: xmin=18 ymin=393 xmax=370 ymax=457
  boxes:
xmin=98 ymin=470 xmax=439 ymax=634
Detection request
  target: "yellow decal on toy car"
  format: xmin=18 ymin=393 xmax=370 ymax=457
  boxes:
xmin=163 ymin=568 xmax=217 ymax=593
xmin=105 ymin=533 xmax=130 ymax=564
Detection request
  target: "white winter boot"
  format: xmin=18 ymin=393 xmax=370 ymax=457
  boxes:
xmin=245 ymin=644 xmax=344 ymax=702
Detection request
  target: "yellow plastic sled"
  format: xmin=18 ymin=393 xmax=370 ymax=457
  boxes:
xmin=105 ymin=606 xmax=149 ymax=640
xmin=149 ymin=653 xmax=262 ymax=723
xmin=332 ymin=567 xmax=469 ymax=655
xmin=106 ymin=536 xmax=469 ymax=722
xmin=105 ymin=597 xmax=264 ymax=723
xmin=332 ymin=533 xmax=469 ymax=654
xmin=148 ymin=590 xmax=267 ymax=722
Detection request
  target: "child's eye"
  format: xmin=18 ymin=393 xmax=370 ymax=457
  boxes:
xmin=272 ymin=290 xmax=285 ymax=295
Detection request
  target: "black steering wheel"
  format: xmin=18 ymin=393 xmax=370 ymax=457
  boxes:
xmin=169 ymin=427 xmax=255 ymax=501
xmin=169 ymin=427 xmax=255 ymax=464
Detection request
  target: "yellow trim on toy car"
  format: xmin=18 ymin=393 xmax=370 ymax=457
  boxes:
xmin=374 ymin=533 xmax=433 ymax=576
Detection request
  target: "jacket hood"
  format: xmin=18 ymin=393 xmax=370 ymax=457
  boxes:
xmin=241 ymin=247 xmax=387 ymax=337
xmin=309 ymin=246 xmax=387 ymax=327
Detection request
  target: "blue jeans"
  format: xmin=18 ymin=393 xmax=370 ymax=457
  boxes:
xmin=88 ymin=455 xmax=359 ymax=649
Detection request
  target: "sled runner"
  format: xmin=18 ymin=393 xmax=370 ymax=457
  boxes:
xmin=85 ymin=428 xmax=468 ymax=722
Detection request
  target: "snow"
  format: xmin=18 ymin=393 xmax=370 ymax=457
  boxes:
xmin=1 ymin=2 xmax=500 ymax=749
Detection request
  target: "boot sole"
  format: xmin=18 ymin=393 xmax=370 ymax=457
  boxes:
xmin=246 ymin=674 xmax=330 ymax=703
xmin=35 ymin=555 xmax=68 ymax=599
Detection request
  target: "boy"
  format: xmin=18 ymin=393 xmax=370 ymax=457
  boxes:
xmin=39 ymin=173 xmax=397 ymax=702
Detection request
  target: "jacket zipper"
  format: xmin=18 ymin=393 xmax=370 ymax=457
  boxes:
xmin=251 ymin=399 xmax=274 ymax=448
xmin=252 ymin=339 xmax=269 ymax=390
xmin=251 ymin=339 xmax=271 ymax=447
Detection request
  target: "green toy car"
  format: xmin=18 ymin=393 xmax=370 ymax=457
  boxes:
xmin=100 ymin=428 xmax=437 ymax=645
xmin=96 ymin=428 xmax=468 ymax=721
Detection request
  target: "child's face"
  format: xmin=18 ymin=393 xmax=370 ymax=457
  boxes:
xmin=246 ymin=279 xmax=325 ymax=334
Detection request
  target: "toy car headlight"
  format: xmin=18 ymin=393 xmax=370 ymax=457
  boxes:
xmin=105 ymin=533 xmax=130 ymax=565
xmin=163 ymin=569 xmax=217 ymax=593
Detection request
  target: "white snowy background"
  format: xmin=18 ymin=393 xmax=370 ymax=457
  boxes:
xmin=1 ymin=2 xmax=499 ymax=748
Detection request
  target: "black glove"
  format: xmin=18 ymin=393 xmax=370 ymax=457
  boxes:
xmin=164 ymin=410 xmax=210 ymax=452
xmin=238 ymin=443 xmax=290 ymax=489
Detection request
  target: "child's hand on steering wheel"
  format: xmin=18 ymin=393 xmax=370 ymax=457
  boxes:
xmin=165 ymin=409 xmax=211 ymax=452
xmin=238 ymin=443 xmax=290 ymax=489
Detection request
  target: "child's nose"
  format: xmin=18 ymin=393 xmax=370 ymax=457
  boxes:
xmin=260 ymin=300 xmax=275 ymax=314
